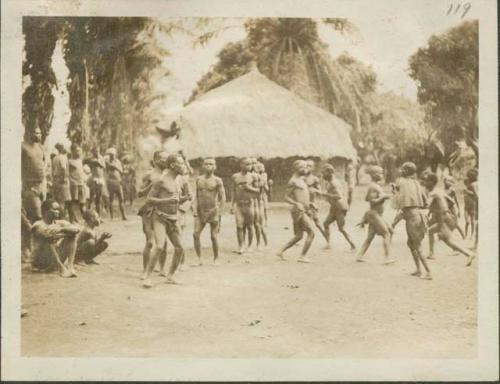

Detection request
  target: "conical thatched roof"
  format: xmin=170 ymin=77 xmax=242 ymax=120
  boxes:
xmin=178 ymin=69 xmax=357 ymax=160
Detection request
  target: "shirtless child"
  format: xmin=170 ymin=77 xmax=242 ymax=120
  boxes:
xmin=231 ymin=158 xmax=260 ymax=254
xmin=31 ymin=199 xmax=80 ymax=277
xmin=393 ymin=162 xmax=431 ymax=280
xmin=143 ymin=154 xmax=189 ymax=287
xmin=193 ymin=158 xmax=226 ymax=265
xmin=75 ymin=209 xmax=112 ymax=265
xmin=321 ymin=164 xmax=356 ymax=252
xmin=138 ymin=151 xmax=168 ymax=277
xmin=425 ymin=173 xmax=474 ymax=266
xmin=356 ymin=166 xmax=396 ymax=264
xmin=277 ymin=160 xmax=315 ymax=263
xmin=256 ymin=161 xmax=270 ymax=227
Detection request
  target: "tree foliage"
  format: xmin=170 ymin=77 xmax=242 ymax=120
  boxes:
xmin=22 ymin=17 xmax=63 ymax=142
xmin=61 ymin=17 xmax=170 ymax=155
xmin=409 ymin=20 xmax=478 ymax=159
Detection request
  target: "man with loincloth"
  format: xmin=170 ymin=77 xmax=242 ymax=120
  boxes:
xmin=424 ymin=173 xmax=475 ymax=265
xmin=51 ymin=143 xmax=71 ymax=220
xmin=443 ymin=176 xmax=466 ymax=239
xmin=176 ymin=170 xmax=192 ymax=271
xmin=142 ymin=154 xmax=189 ymax=288
xmin=321 ymin=164 xmax=357 ymax=252
xmin=68 ymin=144 xmax=86 ymax=223
xmin=393 ymin=162 xmax=431 ymax=280
xmin=75 ymin=209 xmax=112 ymax=265
xmin=137 ymin=151 xmax=168 ymax=278
xmin=193 ymin=158 xmax=226 ymax=265
xmin=304 ymin=159 xmax=329 ymax=244
xmin=105 ymin=147 xmax=127 ymax=221
xmin=356 ymin=166 xmax=395 ymax=264
xmin=277 ymin=160 xmax=316 ymax=263
xmin=30 ymin=199 xmax=80 ymax=278
xmin=87 ymin=147 xmax=109 ymax=216
xmin=231 ymin=158 xmax=260 ymax=254
xmin=22 ymin=127 xmax=47 ymax=224
xmin=122 ymin=156 xmax=137 ymax=206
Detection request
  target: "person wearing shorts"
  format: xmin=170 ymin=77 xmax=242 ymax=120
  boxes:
xmin=393 ymin=162 xmax=431 ymax=280
xmin=231 ymin=158 xmax=260 ymax=254
xmin=276 ymin=160 xmax=316 ymax=263
xmin=321 ymin=164 xmax=356 ymax=252
xmin=356 ymin=166 xmax=395 ymax=264
xmin=193 ymin=158 xmax=226 ymax=265
xmin=425 ymin=173 xmax=474 ymax=266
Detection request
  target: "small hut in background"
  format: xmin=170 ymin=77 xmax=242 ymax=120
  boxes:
xmin=175 ymin=69 xmax=357 ymax=200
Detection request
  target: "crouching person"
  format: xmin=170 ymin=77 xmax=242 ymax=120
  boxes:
xmin=31 ymin=199 xmax=80 ymax=277
xmin=75 ymin=209 xmax=112 ymax=265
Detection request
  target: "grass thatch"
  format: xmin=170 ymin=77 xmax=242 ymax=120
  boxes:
xmin=178 ymin=70 xmax=357 ymax=160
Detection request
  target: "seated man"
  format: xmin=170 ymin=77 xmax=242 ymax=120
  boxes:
xmin=31 ymin=199 xmax=80 ymax=277
xmin=75 ymin=209 xmax=112 ymax=265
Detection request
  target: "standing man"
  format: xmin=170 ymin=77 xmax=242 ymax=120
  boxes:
xmin=51 ymin=143 xmax=71 ymax=220
xmin=21 ymin=127 xmax=46 ymax=223
xmin=68 ymin=144 xmax=86 ymax=223
xmin=193 ymin=158 xmax=226 ymax=265
xmin=138 ymin=151 xmax=167 ymax=277
xmin=106 ymin=148 xmax=127 ymax=221
xmin=276 ymin=160 xmax=316 ymax=263
xmin=393 ymin=162 xmax=432 ymax=280
xmin=321 ymin=164 xmax=357 ymax=253
xmin=231 ymin=158 xmax=260 ymax=254
xmin=122 ymin=155 xmax=137 ymax=206
xmin=87 ymin=147 xmax=108 ymax=216
xmin=142 ymin=154 xmax=189 ymax=288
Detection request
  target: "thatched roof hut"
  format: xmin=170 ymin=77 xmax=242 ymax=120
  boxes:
xmin=177 ymin=69 xmax=356 ymax=160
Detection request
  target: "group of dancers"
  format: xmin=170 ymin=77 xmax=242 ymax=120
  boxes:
xmin=21 ymin=126 xmax=478 ymax=286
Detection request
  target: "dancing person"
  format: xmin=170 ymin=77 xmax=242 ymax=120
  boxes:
xmin=463 ymin=168 xmax=478 ymax=244
xmin=75 ymin=209 xmax=111 ymax=265
xmin=321 ymin=164 xmax=356 ymax=252
xmin=231 ymin=158 xmax=260 ymax=254
xmin=105 ymin=148 xmax=127 ymax=221
xmin=356 ymin=166 xmax=396 ymax=264
xmin=424 ymin=173 xmax=475 ymax=265
xmin=276 ymin=160 xmax=315 ymax=263
xmin=304 ymin=159 xmax=329 ymax=244
xmin=443 ymin=176 xmax=466 ymax=239
xmin=393 ymin=162 xmax=431 ymax=280
xmin=137 ymin=151 xmax=168 ymax=277
xmin=254 ymin=162 xmax=269 ymax=248
xmin=193 ymin=158 xmax=226 ymax=265
xmin=30 ymin=199 xmax=80 ymax=277
xmin=142 ymin=154 xmax=189 ymax=288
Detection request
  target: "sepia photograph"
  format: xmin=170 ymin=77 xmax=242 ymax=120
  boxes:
xmin=1 ymin=0 xmax=498 ymax=381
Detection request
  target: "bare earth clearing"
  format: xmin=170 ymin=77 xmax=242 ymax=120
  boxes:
xmin=22 ymin=187 xmax=477 ymax=358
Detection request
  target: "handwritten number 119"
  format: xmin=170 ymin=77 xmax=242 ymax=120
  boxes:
xmin=446 ymin=2 xmax=471 ymax=18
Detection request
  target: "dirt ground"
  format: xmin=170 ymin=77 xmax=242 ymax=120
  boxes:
xmin=21 ymin=187 xmax=477 ymax=358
